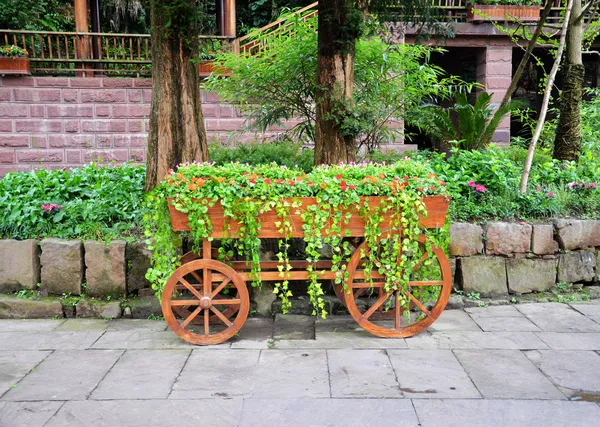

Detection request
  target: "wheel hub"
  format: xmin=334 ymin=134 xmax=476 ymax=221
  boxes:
xmin=200 ymin=296 xmax=212 ymax=309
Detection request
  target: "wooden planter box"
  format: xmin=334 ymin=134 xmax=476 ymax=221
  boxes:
xmin=467 ymin=5 xmax=541 ymax=22
xmin=197 ymin=60 xmax=230 ymax=78
xmin=168 ymin=195 xmax=450 ymax=237
xmin=0 ymin=57 xmax=30 ymax=75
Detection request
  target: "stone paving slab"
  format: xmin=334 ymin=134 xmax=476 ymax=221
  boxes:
xmin=0 ymin=331 xmax=104 ymax=350
xmin=252 ymin=350 xmax=330 ymax=398
xmin=170 ymin=350 xmax=260 ymax=399
xmin=1 ymin=350 xmax=123 ymax=401
xmin=45 ymin=399 xmax=243 ymax=427
xmin=230 ymin=318 xmax=274 ymax=349
xmin=468 ymin=314 xmax=541 ymax=332
xmin=516 ymin=303 xmax=600 ymax=333
xmin=570 ymin=302 xmax=600 ymax=324
xmin=428 ymin=310 xmax=482 ymax=332
xmin=525 ymin=350 xmax=600 ymax=397
xmin=0 ymin=401 xmax=63 ymax=427
xmin=239 ymin=398 xmax=419 ymax=427
xmin=55 ymin=318 xmax=109 ymax=331
xmin=91 ymin=330 xmax=227 ymax=349
xmin=328 ymin=349 xmax=402 ymax=398
xmin=406 ymin=331 xmax=548 ymax=350
xmin=413 ymin=399 xmax=600 ymax=427
xmin=535 ymin=332 xmax=600 ymax=350
xmin=90 ymin=349 xmax=190 ymax=400
xmin=464 ymin=305 xmax=524 ymax=317
xmin=0 ymin=351 xmax=50 ymax=397
xmin=388 ymin=350 xmax=481 ymax=399
xmin=0 ymin=319 xmax=65 ymax=332
xmin=106 ymin=319 xmax=168 ymax=332
xmin=453 ymin=350 xmax=564 ymax=400
xmin=276 ymin=331 xmax=408 ymax=349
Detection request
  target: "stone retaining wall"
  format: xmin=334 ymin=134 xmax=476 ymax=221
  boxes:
xmin=1 ymin=220 xmax=599 ymax=300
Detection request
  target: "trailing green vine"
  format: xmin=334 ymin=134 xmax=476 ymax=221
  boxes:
xmin=144 ymin=161 xmax=450 ymax=316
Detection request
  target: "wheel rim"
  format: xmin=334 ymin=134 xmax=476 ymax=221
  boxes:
xmin=162 ymin=259 xmax=249 ymax=345
xmin=343 ymin=234 xmax=452 ymax=338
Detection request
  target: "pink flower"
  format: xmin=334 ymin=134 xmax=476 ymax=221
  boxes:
xmin=264 ymin=178 xmax=271 ymax=185
xmin=468 ymin=181 xmax=476 ymax=188
xmin=536 ymin=186 xmax=541 ymax=191
xmin=41 ymin=203 xmax=63 ymax=212
xmin=547 ymin=192 xmax=554 ymax=198
xmin=567 ymin=182 xmax=578 ymax=189
xmin=589 ymin=182 xmax=597 ymax=189
xmin=475 ymin=185 xmax=487 ymax=193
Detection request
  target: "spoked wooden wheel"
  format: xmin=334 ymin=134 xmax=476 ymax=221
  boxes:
xmin=172 ymin=252 xmax=240 ymax=324
xmin=343 ymin=234 xmax=452 ymax=338
xmin=162 ymin=259 xmax=249 ymax=345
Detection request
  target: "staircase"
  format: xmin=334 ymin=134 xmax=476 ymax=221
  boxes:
xmin=235 ymin=2 xmax=318 ymax=55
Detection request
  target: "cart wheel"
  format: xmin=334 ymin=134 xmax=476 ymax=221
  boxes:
xmin=162 ymin=259 xmax=249 ymax=345
xmin=343 ymin=234 xmax=451 ymax=338
xmin=173 ymin=252 xmax=240 ymax=324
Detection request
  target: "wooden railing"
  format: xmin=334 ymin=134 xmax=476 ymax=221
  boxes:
xmin=0 ymin=29 xmax=235 ymax=77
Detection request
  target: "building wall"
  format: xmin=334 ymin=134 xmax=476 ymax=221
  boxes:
xmin=0 ymin=76 xmax=290 ymax=176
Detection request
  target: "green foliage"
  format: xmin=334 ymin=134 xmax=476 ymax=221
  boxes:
xmin=0 ymin=163 xmax=146 ymax=241
xmin=209 ymin=140 xmax=314 ymax=172
xmin=0 ymin=0 xmax=74 ymax=31
xmin=206 ymin=14 xmax=465 ymax=150
xmin=472 ymin=0 xmax=543 ymax=5
xmin=413 ymin=91 xmax=516 ymax=150
xmin=0 ymin=45 xmax=28 ymax=58
xmin=144 ymin=161 xmax=450 ymax=315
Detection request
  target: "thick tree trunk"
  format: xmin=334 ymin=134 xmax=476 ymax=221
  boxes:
xmin=315 ymin=0 xmax=357 ymax=165
xmin=145 ymin=0 xmax=209 ymax=191
xmin=553 ymin=0 xmax=584 ymax=162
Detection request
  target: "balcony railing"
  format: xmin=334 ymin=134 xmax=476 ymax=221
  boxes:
xmin=0 ymin=29 xmax=234 ymax=77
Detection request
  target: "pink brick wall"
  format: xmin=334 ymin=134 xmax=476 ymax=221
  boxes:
xmin=0 ymin=76 xmax=289 ymax=176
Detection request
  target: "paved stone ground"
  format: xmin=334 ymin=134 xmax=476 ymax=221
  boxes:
xmin=1 ymin=302 xmax=600 ymax=426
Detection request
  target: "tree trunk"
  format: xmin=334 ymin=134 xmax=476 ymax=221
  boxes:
xmin=314 ymin=0 xmax=358 ymax=165
xmin=553 ymin=0 xmax=584 ymax=162
xmin=145 ymin=0 xmax=209 ymax=191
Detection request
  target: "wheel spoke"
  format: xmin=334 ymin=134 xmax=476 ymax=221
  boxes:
xmin=363 ymin=291 xmax=391 ymax=320
xmin=204 ymin=308 xmax=210 ymax=336
xmin=210 ymin=306 xmax=233 ymax=327
xmin=210 ymin=278 xmax=231 ymax=299
xmin=411 ymin=252 xmax=429 ymax=272
xmin=353 ymin=288 xmax=366 ymax=299
xmin=351 ymin=281 xmax=385 ymax=289
xmin=171 ymin=300 xmax=202 ymax=306
xmin=402 ymin=290 xmax=432 ymax=318
xmin=179 ymin=277 xmax=203 ymax=300
xmin=395 ymin=290 xmax=401 ymax=330
xmin=408 ymin=281 xmax=444 ymax=287
xmin=212 ymin=299 xmax=241 ymax=305
xmin=203 ymin=268 xmax=211 ymax=296
xmin=190 ymin=270 xmax=203 ymax=284
xmin=180 ymin=305 xmax=202 ymax=329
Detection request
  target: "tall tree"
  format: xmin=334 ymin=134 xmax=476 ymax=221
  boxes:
xmin=553 ymin=0 xmax=586 ymax=161
xmin=314 ymin=0 xmax=448 ymax=164
xmin=145 ymin=0 xmax=209 ymax=191
xmin=314 ymin=0 xmax=360 ymax=164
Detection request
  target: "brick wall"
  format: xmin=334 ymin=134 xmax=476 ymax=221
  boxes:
xmin=0 ymin=76 xmax=290 ymax=176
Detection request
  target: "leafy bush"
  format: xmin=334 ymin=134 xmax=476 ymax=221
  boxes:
xmin=206 ymin=13 xmax=464 ymax=151
xmin=209 ymin=140 xmax=314 ymax=172
xmin=0 ymin=164 xmax=146 ymax=241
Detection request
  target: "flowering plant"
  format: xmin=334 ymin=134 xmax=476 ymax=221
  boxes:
xmin=0 ymin=45 xmax=28 ymax=58
xmin=41 ymin=203 xmax=63 ymax=214
xmin=145 ymin=161 xmax=450 ymax=317
xmin=567 ymin=181 xmax=597 ymax=191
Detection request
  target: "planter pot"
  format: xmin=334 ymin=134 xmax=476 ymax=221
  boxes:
xmin=0 ymin=57 xmax=31 ymax=75
xmin=197 ymin=60 xmax=230 ymax=77
xmin=467 ymin=5 xmax=541 ymax=22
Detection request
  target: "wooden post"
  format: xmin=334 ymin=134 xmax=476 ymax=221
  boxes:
xmin=90 ymin=0 xmax=103 ymax=75
xmin=74 ymin=0 xmax=92 ymax=77
xmin=223 ymin=0 xmax=236 ymax=38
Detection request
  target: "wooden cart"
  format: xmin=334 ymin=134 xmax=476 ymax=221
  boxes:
xmin=162 ymin=196 xmax=452 ymax=345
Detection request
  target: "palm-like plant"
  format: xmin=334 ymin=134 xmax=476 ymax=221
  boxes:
xmin=416 ymin=91 xmax=515 ymax=151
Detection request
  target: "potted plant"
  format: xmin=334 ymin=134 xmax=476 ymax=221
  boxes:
xmin=467 ymin=0 xmax=542 ymax=23
xmin=0 ymin=45 xmax=30 ymax=75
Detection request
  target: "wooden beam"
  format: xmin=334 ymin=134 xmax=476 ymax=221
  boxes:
xmin=223 ymin=0 xmax=236 ymax=38
xmin=74 ymin=0 xmax=92 ymax=76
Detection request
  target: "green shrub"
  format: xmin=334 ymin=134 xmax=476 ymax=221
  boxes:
xmin=0 ymin=163 xmax=146 ymax=240
xmin=209 ymin=140 xmax=314 ymax=172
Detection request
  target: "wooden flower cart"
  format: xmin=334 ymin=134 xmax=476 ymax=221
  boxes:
xmin=162 ymin=196 xmax=452 ymax=345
